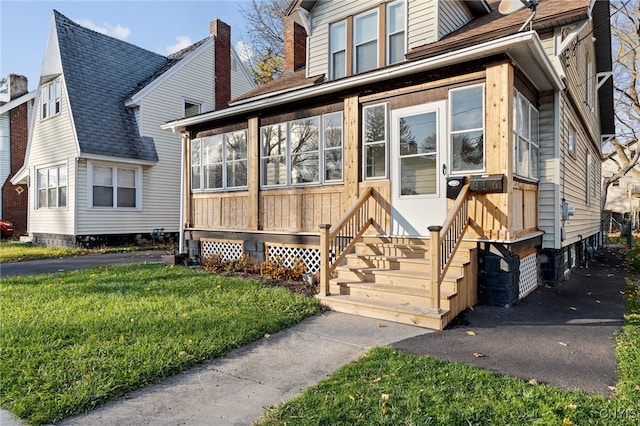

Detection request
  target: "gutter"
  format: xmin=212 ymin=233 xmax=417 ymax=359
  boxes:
xmin=163 ymin=31 xmax=563 ymax=132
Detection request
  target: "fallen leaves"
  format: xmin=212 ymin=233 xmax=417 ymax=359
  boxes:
xmin=466 ymin=330 xmax=476 ymax=336
xmin=528 ymin=378 xmax=538 ymax=385
xmin=558 ymin=341 xmax=568 ymax=346
xmin=472 ymin=352 xmax=484 ymax=358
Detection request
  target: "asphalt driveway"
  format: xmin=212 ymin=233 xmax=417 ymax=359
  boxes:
xmin=0 ymin=250 xmax=164 ymax=278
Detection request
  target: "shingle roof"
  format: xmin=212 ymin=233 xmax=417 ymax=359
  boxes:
xmin=54 ymin=10 xmax=169 ymax=162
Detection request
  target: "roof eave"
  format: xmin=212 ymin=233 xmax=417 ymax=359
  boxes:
xmin=162 ymin=31 xmax=563 ymax=133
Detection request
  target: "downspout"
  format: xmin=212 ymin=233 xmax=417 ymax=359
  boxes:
xmin=179 ymin=131 xmax=187 ymax=255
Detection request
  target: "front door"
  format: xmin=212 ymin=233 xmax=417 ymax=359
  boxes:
xmin=390 ymin=101 xmax=447 ymax=236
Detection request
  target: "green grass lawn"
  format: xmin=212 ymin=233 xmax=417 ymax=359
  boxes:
xmin=0 ymin=241 xmax=170 ymax=263
xmin=0 ymin=264 xmax=320 ymax=425
xmin=257 ymin=247 xmax=640 ymax=426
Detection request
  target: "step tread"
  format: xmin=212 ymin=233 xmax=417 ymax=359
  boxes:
xmin=317 ymin=293 xmax=449 ymax=318
xmin=345 ymin=281 xmax=457 ymax=299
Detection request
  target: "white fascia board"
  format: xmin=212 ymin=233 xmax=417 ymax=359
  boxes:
xmin=126 ymin=37 xmax=216 ymax=106
xmin=10 ymin=166 xmax=28 ymax=185
xmin=78 ymin=153 xmax=158 ymax=166
xmin=163 ymin=31 xmax=563 ymax=133
xmin=0 ymin=91 xmax=36 ymax=114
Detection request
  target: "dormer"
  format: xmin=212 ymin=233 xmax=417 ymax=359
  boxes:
xmin=287 ymin=0 xmax=490 ymax=81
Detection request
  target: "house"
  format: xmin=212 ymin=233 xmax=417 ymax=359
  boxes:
xmin=1 ymin=74 xmax=34 ymax=237
xmin=163 ymin=0 xmax=614 ymax=329
xmin=602 ymin=155 xmax=640 ymax=232
xmin=11 ymin=10 xmax=254 ymax=247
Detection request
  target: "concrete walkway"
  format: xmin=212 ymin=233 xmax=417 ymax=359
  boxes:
xmin=41 ymin=312 xmax=425 ymax=426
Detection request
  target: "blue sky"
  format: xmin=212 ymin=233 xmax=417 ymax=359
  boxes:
xmin=1 ymin=0 xmax=253 ymax=92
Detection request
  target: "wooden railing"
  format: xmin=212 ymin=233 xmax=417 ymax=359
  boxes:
xmin=318 ymin=187 xmax=375 ymax=296
xmin=428 ymin=183 xmax=471 ymax=312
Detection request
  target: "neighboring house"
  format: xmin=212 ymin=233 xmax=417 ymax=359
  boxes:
xmin=602 ymin=156 xmax=640 ymax=230
xmin=0 ymin=74 xmax=34 ymax=237
xmin=11 ymin=10 xmax=254 ymax=247
xmin=163 ymin=0 xmax=614 ymax=329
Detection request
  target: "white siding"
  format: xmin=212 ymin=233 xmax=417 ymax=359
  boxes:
xmin=230 ymin=49 xmax=255 ymax=98
xmin=0 ymin=113 xmax=9 ymax=211
xmin=307 ymin=0 xmax=439 ymax=78
xmin=538 ymin=91 xmax=559 ymax=249
xmin=437 ymin=0 xmax=472 ymax=40
xmin=27 ymin=78 xmax=77 ymax=236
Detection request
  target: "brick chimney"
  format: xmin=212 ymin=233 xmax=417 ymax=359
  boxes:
xmin=8 ymin=74 xmax=28 ymax=100
xmin=284 ymin=16 xmax=307 ymax=73
xmin=210 ymin=19 xmax=231 ymax=110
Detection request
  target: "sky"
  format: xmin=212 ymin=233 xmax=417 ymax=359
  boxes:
xmin=0 ymin=0 xmax=254 ymax=93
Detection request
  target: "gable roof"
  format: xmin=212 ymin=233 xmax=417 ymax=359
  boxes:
xmin=54 ymin=10 xmax=168 ymax=162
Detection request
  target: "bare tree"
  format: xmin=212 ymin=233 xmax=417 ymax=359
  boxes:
xmin=239 ymin=0 xmax=289 ymax=85
xmin=601 ymin=0 xmax=640 ymax=212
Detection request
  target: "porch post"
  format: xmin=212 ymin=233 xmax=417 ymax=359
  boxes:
xmin=428 ymin=226 xmax=442 ymax=312
xmin=319 ymin=224 xmax=331 ymax=296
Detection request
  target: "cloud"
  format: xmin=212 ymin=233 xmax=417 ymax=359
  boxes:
xmin=75 ymin=19 xmax=131 ymax=40
xmin=165 ymin=36 xmax=193 ymax=55
xmin=235 ymin=41 xmax=253 ymax=63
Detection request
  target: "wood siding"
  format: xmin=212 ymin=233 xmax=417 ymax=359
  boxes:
xmin=437 ymin=0 xmax=472 ymax=40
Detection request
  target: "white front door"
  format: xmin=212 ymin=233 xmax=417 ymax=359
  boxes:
xmin=390 ymin=101 xmax=447 ymax=236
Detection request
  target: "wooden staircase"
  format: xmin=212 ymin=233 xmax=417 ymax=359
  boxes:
xmin=316 ymin=236 xmax=477 ymax=330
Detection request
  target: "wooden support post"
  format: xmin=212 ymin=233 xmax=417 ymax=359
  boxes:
xmin=319 ymin=224 xmax=331 ymax=297
xmin=428 ymin=226 xmax=442 ymax=313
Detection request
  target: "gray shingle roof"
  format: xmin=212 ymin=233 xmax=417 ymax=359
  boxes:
xmin=54 ymin=10 xmax=168 ymax=162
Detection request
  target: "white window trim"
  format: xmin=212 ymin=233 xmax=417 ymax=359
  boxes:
xmin=87 ymin=162 xmax=143 ymax=210
xmin=449 ymin=84 xmax=486 ymax=175
xmin=362 ymin=103 xmax=389 ymax=180
xmin=35 ymin=162 xmax=68 ymax=209
xmin=40 ymin=78 xmax=61 ymax=121
xmin=191 ymin=130 xmax=249 ymax=192
xmin=512 ymin=90 xmax=540 ymax=180
xmin=568 ymin=123 xmax=578 ymax=157
xmin=183 ymin=97 xmax=203 ymax=118
xmin=260 ymin=112 xmax=344 ymax=188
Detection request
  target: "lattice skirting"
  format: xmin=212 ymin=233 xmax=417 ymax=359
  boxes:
xmin=200 ymin=239 xmax=244 ymax=261
xmin=265 ymin=243 xmax=321 ymax=274
xmin=519 ymin=251 xmax=538 ymax=299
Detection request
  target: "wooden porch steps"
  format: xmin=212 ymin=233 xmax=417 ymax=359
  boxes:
xmin=316 ymin=237 xmax=477 ymax=331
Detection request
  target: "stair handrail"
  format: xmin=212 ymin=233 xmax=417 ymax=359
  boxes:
xmin=319 ymin=187 xmax=375 ymax=296
xmin=428 ymin=183 xmax=471 ymax=312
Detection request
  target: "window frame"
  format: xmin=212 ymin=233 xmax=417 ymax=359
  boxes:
xmin=568 ymin=123 xmax=578 ymax=157
xmin=40 ymin=78 xmax=61 ymax=120
xmin=36 ymin=163 xmax=67 ymax=209
xmin=183 ymin=99 xmax=202 ymax=118
xmin=386 ymin=0 xmax=406 ymax=66
xmin=88 ymin=163 xmax=142 ymax=209
xmin=329 ymin=20 xmax=347 ymax=80
xmin=191 ymin=129 xmax=249 ymax=192
xmin=513 ymin=89 xmax=540 ymax=180
xmin=260 ymin=112 xmax=344 ymax=188
xmin=362 ymin=103 xmax=389 ymax=180
xmin=449 ymin=84 xmax=486 ymax=175
xmin=353 ymin=9 xmax=379 ymax=74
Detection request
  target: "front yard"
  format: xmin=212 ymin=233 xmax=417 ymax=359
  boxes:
xmin=0 ymin=264 xmax=320 ymax=425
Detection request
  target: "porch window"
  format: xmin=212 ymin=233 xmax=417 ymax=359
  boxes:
xmin=41 ymin=78 xmax=61 ymax=120
xmin=450 ymin=85 xmax=484 ymax=173
xmin=36 ymin=164 xmax=67 ymax=209
xmin=260 ymin=112 xmax=343 ymax=187
xmin=90 ymin=164 xmax=139 ymax=208
xmin=386 ymin=0 xmax=406 ymax=65
xmin=329 ymin=21 xmax=347 ymax=80
xmin=363 ymin=103 xmax=388 ymax=179
xmin=324 ymin=112 xmax=343 ymax=181
xmin=191 ymin=130 xmax=248 ymax=191
xmin=354 ymin=10 xmax=378 ymax=74
xmin=513 ymin=90 xmax=539 ymax=180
